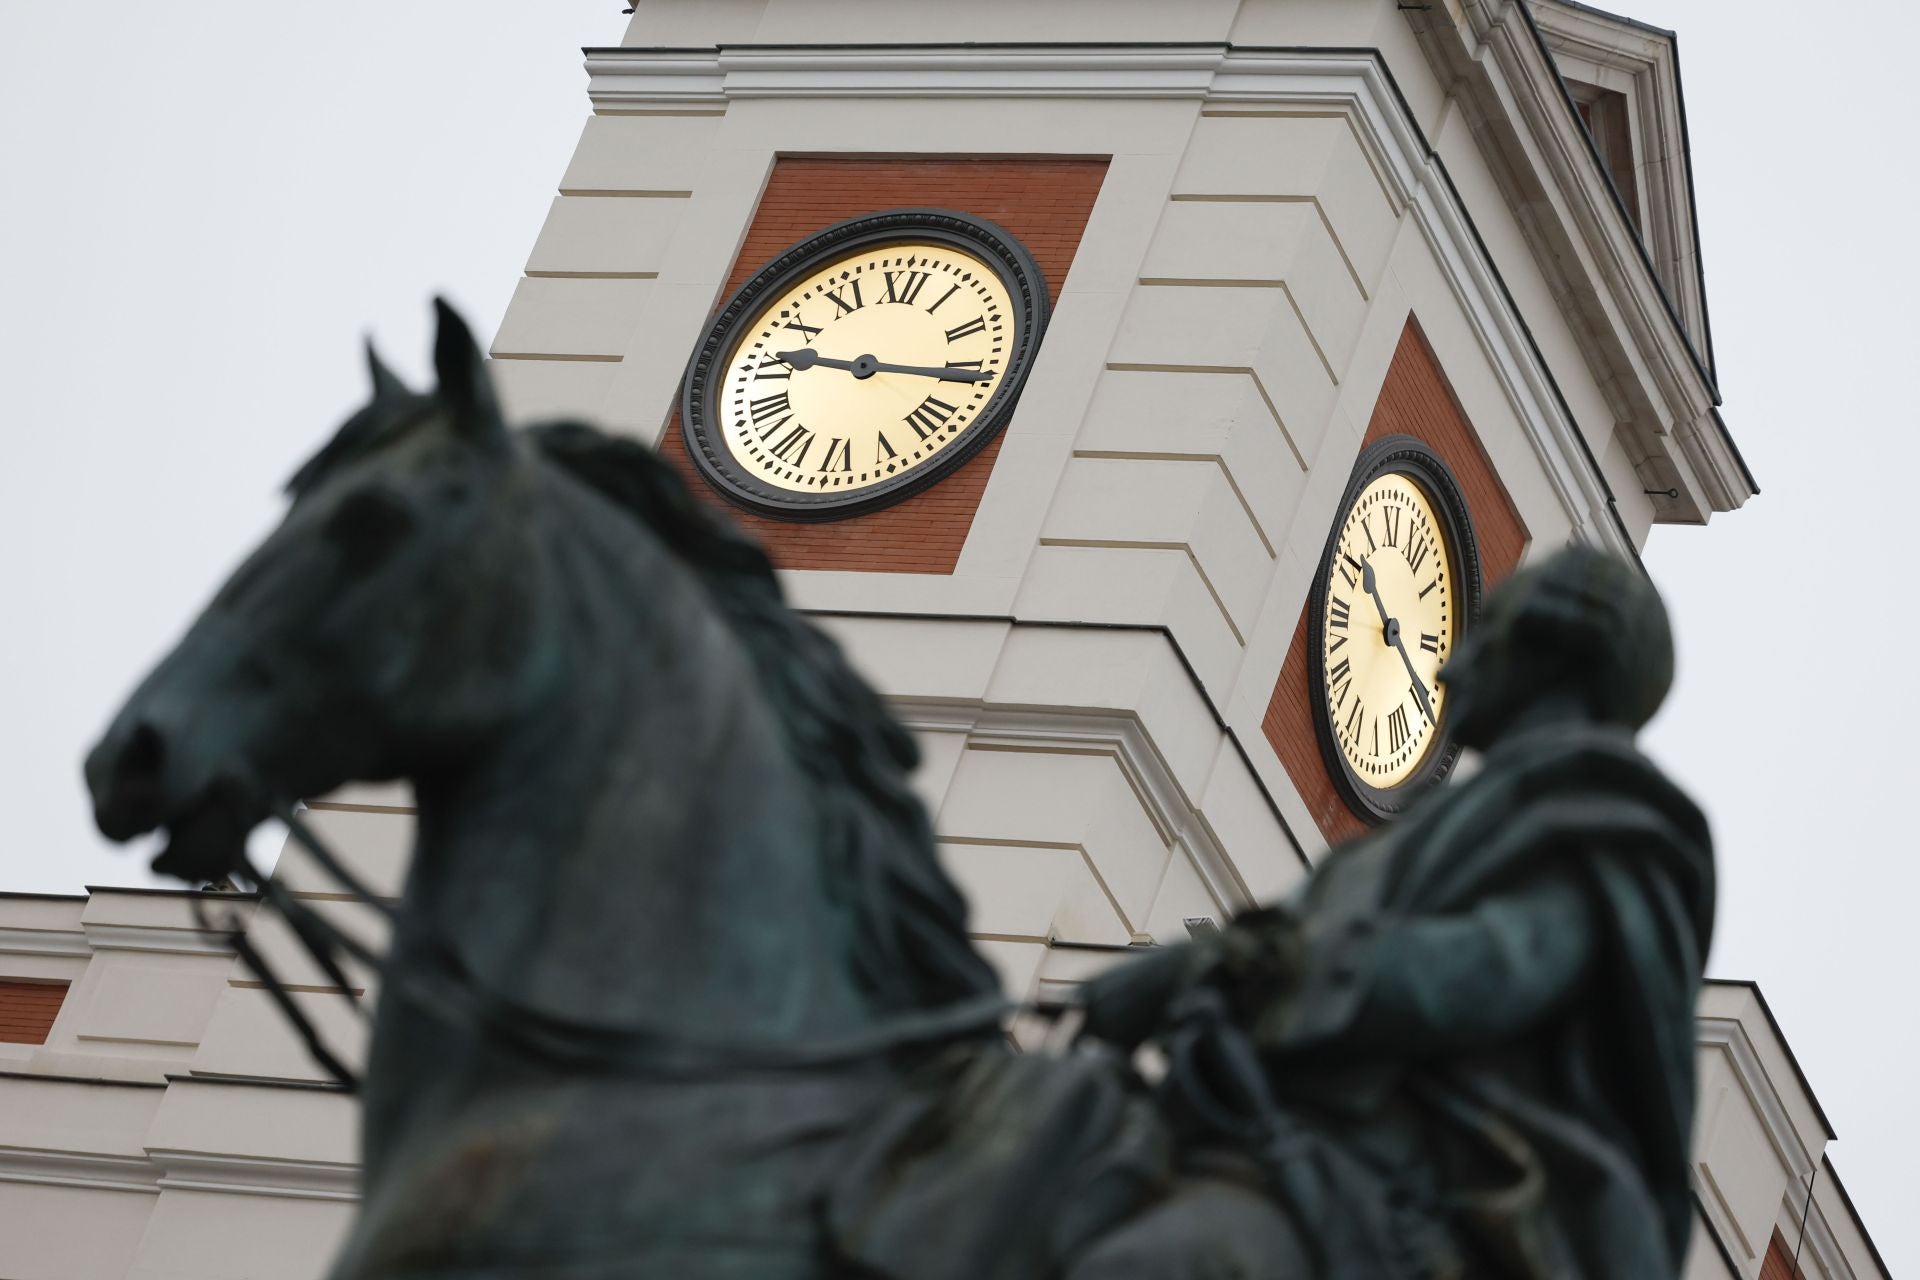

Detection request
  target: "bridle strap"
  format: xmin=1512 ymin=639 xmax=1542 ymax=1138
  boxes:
xmin=248 ymin=809 xmax=1011 ymax=1090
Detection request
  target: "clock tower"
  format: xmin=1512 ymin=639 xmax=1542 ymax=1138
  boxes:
xmin=481 ymin=0 xmax=1752 ymax=1011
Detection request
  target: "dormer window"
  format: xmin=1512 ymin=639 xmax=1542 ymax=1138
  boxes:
xmin=1565 ymin=80 xmax=1641 ymax=237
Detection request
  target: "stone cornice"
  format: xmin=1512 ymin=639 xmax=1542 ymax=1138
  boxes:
xmin=1401 ymin=6 xmax=1751 ymax=519
xmin=0 ymin=926 xmax=92 ymax=959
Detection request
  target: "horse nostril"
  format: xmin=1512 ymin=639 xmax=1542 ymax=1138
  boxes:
xmin=122 ymin=722 xmax=166 ymax=783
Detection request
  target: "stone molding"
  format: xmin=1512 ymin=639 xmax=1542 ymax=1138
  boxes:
xmin=1401 ymin=7 xmax=1749 ymax=520
xmin=0 ymin=926 xmax=92 ymax=960
xmin=147 ymin=1147 xmax=358 ymax=1203
xmin=894 ymin=698 xmax=1257 ymax=915
xmin=0 ymin=1143 xmax=161 ymax=1195
xmin=81 ymin=922 xmax=238 ymax=958
xmin=1527 ymin=0 xmax=1710 ymax=357
xmin=0 ymin=1142 xmax=357 ymax=1203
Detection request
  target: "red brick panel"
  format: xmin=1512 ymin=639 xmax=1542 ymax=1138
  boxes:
xmin=1761 ymin=1229 xmax=1804 ymax=1280
xmin=660 ymin=156 xmax=1111 ymax=573
xmin=0 ymin=979 xmax=69 ymax=1044
xmin=1263 ymin=318 xmax=1529 ymax=843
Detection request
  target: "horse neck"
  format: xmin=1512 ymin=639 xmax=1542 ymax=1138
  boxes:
xmin=400 ymin=475 xmax=877 ymax=1048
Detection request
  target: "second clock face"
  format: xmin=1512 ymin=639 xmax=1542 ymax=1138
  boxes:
xmin=1320 ymin=471 xmax=1458 ymax=789
xmin=717 ymin=242 xmax=1016 ymax=494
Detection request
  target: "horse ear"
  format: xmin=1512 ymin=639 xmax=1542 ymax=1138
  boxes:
xmin=365 ymin=337 xmax=410 ymax=403
xmin=431 ymin=297 xmax=508 ymax=453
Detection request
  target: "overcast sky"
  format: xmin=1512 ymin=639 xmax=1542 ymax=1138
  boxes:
xmin=2 ymin=2 xmax=1913 ymax=1272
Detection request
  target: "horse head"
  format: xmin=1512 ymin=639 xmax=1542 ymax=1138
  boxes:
xmin=85 ymin=300 xmax=542 ymax=882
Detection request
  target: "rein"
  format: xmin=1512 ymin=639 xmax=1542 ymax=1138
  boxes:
xmin=214 ymin=811 xmax=1010 ymax=1093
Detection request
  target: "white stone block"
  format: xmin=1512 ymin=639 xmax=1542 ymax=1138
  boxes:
xmin=188 ymin=987 xmax=368 ymax=1086
xmin=1173 ymin=114 xmax=1399 ymax=286
xmin=126 ymin=1188 xmax=352 ymax=1280
xmin=490 ymin=277 xmax=653 ymax=359
xmin=560 ymin=113 xmax=723 ymax=194
xmin=274 ymin=807 xmax=412 ymax=901
xmin=1140 ymin=199 xmax=1319 ymax=285
xmin=490 ymin=356 xmax=619 ymax=426
xmin=939 ymin=841 xmax=1130 ymax=946
xmin=938 ymin=747 xmax=1168 ymax=932
xmin=525 ymin=195 xmax=686 ymax=276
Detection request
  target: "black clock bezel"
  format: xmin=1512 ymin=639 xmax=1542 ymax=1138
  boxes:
xmin=1307 ymin=435 xmax=1485 ymax=824
xmin=680 ymin=208 xmax=1050 ymax=522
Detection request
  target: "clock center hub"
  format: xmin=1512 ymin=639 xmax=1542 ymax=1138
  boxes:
xmin=1384 ymin=617 xmax=1402 ymax=648
xmin=850 ymin=354 xmax=879 ymax=380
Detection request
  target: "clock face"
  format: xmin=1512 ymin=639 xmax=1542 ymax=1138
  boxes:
xmin=1310 ymin=438 xmax=1482 ymax=821
xmin=682 ymin=210 xmax=1048 ymax=520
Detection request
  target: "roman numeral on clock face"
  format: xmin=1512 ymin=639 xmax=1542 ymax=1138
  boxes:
xmin=823 ymin=279 xmax=865 ymax=316
xmin=1419 ymin=632 xmax=1441 ymax=654
xmin=1345 ymin=699 xmax=1363 ymax=738
xmin=741 ymin=391 xmax=787 ymax=435
xmin=1329 ymin=596 xmax=1351 ymax=630
xmin=927 ymin=283 xmax=961 ymax=314
xmin=818 ymin=437 xmax=853 ymax=473
xmin=1383 ymin=506 xmax=1401 ymax=548
xmin=755 ymin=352 xmax=793 ymax=380
xmin=1407 ymin=534 xmax=1430 ymax=576
xmin=904 ymin=396 xmax=958 ymax=441
xmin=767 ymin=422 xmax=814 ymax=466
xmin=1387 ymin=705 xmax=1410 ymax=753
xmin=944 ymin=316 xmax=987 ymax=343
xmin=782 ymin=317 xmax=823 ymax=343
xmin=883 ymin=270 xmax=930 ymax=306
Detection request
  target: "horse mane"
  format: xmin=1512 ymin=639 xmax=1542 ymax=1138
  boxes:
xmin=527 ymin=421 xmax=1000 ymax=1014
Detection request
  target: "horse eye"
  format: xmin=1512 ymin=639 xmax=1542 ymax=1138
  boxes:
xmin=323 ymin=486 xmax=416 ymax=571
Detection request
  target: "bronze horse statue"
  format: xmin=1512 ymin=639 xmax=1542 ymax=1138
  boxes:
xmin=85 ymin=303 xmax=1711 ymax=1279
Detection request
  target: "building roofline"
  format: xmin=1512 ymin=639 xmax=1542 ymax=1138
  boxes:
xmin=81 ymin=884 xmax=259 ymax=900
xmin=1820 ymin=1154 xmax=1895 ymax=1279
xmin=1703 ymin=977 xmax=1837 ymax=1140
xmin=1542 ymin=0 xmax=1675 ymax=41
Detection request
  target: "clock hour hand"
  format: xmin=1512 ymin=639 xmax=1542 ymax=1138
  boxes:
xmin=773 ymin=349 xmax=993 ymax=384
xmin=1360 ymin=559 xmax=1394 ymax=631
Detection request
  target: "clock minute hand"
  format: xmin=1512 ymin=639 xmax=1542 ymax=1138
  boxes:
xmin=773 ymin=349 xmax=994 ymax=384
xmin=1392 ymin=635 xmax=1437 ymax=723
xmin=864 ymin=356 xmax=994 ymax=383
xmin=1363 ymin=559 xmax=1437 ymax=724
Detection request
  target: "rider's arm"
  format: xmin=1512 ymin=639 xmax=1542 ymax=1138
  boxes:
xmin=1255 ymin=873 xmax=1595 ymax=1057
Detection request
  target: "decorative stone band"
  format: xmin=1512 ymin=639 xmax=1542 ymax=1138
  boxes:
xmin=0 ymin=1143 xmax=357 ymax=1202
xmin=583 ymin=41 xmax=1747 ymax=535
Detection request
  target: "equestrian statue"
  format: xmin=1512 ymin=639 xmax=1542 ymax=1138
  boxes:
xmin=84 ymin=302 xmax=1713 ymax=1279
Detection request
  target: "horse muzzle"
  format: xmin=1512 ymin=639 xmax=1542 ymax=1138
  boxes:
xmin=86 ymin=712 xmax=265 ymax=882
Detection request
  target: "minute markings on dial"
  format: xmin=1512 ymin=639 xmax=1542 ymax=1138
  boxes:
xmin=720 ymin=243 xmax=1013 ymax=493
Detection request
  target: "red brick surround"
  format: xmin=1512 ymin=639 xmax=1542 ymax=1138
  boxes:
xmin=660 ymin=155 xmax=1110 ymax=573
xmin=0 ymin=979 xmax=68 ymax=1045
xmin=1263 ymin=318 xmax=1529 ymax=843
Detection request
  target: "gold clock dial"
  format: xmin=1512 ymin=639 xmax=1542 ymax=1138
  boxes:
xmin=717 ymin=242 xmax=1015 ymax=494
xmin=1320 ymin=472 xmax=1457 ymax=788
